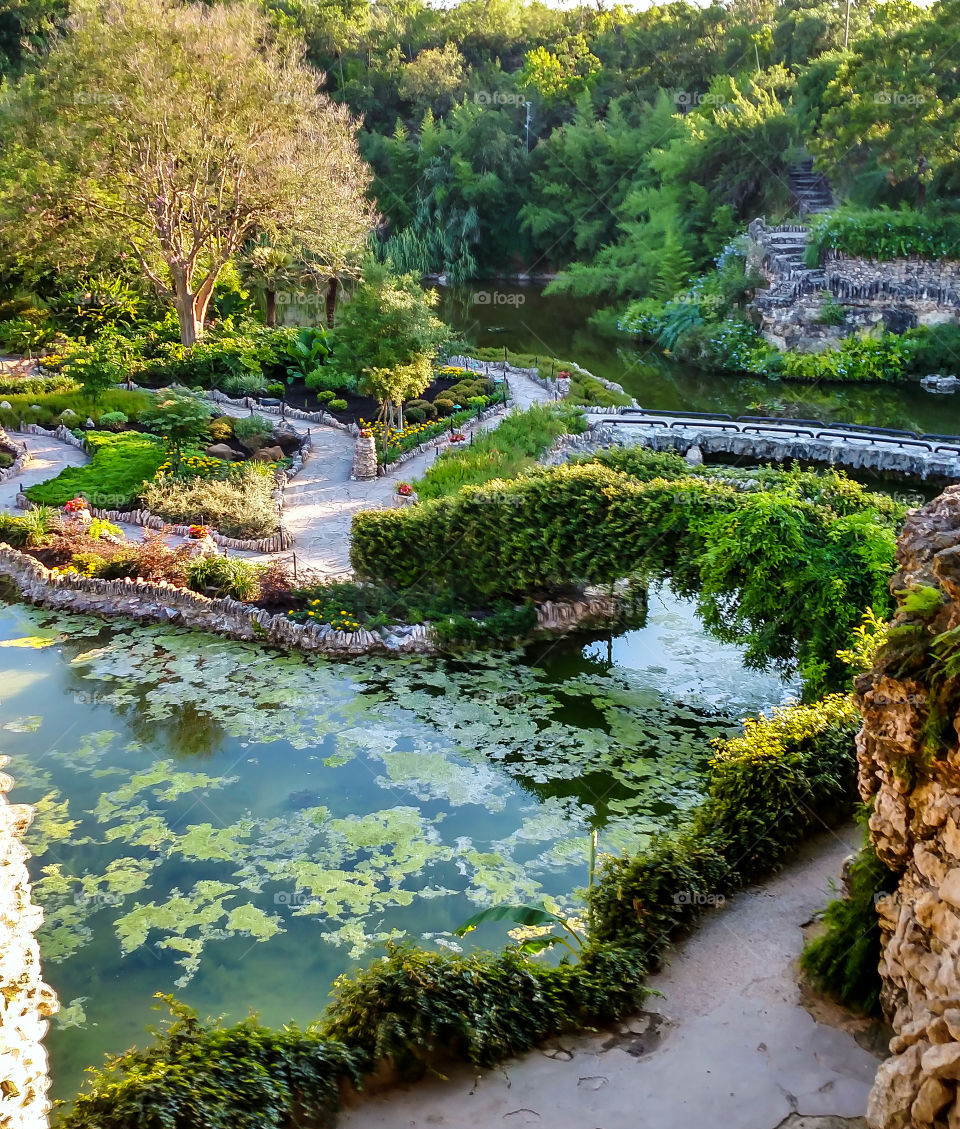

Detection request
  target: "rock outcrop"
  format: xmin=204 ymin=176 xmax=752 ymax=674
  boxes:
xmin=855 ymin=486 xmax=960 ymax=1129
xmin=747 ymin=220 xmax=960 ymax=353
xmin=0 ymin=760 xmax=58 ymax=1129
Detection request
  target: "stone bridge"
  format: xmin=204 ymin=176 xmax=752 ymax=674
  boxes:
xmin=597 ymin=410 xmax=960 ymax=481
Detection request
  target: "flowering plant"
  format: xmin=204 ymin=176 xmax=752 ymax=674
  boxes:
xmin=359 ymin=428 xmax=373 ymax=438
xmin=450 ymin=433 xmax=466 ymax=443
xmin=188 ymin=525 xmax=212 ymax=539
xmin=63 ymin=496 xmax=89 ymax=513
xmin=557 ymin=370 xmax=570 ymax=379
xmin=396 ymin=482 xmax=413 ymax=496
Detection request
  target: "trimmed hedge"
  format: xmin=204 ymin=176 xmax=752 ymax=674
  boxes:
xmin=351 ymin=461 xmax=899 ymax=691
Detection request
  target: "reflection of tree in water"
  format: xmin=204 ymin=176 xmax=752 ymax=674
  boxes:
xmin=125 ymin=700 xmax=226 ymax=760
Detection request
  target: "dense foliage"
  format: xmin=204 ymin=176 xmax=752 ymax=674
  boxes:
xmin=61 ymin=997 xmax=363 ymax=1129
xmin=353 ymin=456 xmax=901 ymax=691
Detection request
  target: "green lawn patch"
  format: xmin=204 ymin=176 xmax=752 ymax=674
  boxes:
xmin=413 ymin=404 xmax=587 ymax=500
xmin=25 ymin=430 xmax=166 ymax=509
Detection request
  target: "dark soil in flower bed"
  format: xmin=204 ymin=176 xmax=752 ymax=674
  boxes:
xmin=279 ymin=377 xmax=468 ymax=425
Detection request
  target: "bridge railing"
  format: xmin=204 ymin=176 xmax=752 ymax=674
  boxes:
xmin=596 ymin=408 xmax=960 ymax=449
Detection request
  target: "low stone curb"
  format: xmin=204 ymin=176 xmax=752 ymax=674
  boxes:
xmin=0 ymin=428 xmax=31 ymax=483
xmin=0 ymin=543 xmax=642 ymax=658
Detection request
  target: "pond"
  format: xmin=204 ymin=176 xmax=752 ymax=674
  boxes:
xmin=434 ymin=282 xmax=960 ymax=435
xmin=0 ymin=584 xmax=793 ymax=1098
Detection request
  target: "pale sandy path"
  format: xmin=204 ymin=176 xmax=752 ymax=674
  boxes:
xmin=0 ymin=369 xmax=555 ymax=574
xmin=338 ymin=825 xmax=880 ymax=1129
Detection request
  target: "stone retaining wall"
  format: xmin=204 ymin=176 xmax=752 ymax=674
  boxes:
xmin=0 ymin=760 xmax=58 ymax=1129
xmin=0 ymin=544 xmax=643 ymax=658
xmin=606 ymin=423 xmax=960 ymax=481
xmin=824 ymin=252 xmax=960 ymax=320
xmin=854 ymin=486 xmax=960 ymax=1129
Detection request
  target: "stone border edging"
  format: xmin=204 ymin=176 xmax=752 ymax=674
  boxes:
xmin=0 ymin=542 xmax=641 ymax=659
xmin=0 ymin=757 xmax=58 ymax=1129
xmin=203 ymin=388 xmax=353 ymax=432
xmin=0 ymin=428 xmax=31 ymax=483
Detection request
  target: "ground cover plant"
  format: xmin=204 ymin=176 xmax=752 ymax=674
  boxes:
xmin=24 ymin=431 xmax=167 ymax=510
xmin=141 ymin=462 xmax=280 ymax=540
xmin=413 ymin=404 xmax=587 ymax=500
xmin=0 ymin=388 xmax=155 ymax=431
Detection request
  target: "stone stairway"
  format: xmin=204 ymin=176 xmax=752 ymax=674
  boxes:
xmin=789 ymin=158 xmax=833 ymax=217
xmin=747 ymin=220 xmax=826 ymax=313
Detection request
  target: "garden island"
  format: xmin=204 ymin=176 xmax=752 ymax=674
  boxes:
xmin=0 ymin=0 xmax=959 ymax=1127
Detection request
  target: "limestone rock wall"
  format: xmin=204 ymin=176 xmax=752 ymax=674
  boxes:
xmin=0 ymin=760 xmax=57 ymax=1129
xmin=856 ymin=486 xmax=960 ymax=1129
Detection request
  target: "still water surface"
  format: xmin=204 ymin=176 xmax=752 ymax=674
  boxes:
xmin=0 ymin=584 xmax=791 ymax=1096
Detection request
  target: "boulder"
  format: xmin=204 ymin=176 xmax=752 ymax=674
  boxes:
xmin=205 ymin=443 xmax=241 ymax=460
xmin=251 ymin=445 xmax=284 ymax=463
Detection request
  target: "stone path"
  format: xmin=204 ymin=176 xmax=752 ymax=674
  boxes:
xmin=337 ymin=824 xmax=882 ymax=1129
xmin=0 ymin=432 xmax=86 ymax=511
xmin=0 ymin=367 xmax=555 ymax=575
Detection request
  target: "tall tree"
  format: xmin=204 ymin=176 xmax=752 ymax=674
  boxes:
xmin=811 ymin=2 xmax=960 ymax=208
xmin=0 ymin=0 xmax=373 ymax=344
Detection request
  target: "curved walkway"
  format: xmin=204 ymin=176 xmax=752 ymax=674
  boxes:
xmin=0 ymin=368 xmax=555 ymax=576
xmin=337 ymin=825 xmax=880 ymax=1129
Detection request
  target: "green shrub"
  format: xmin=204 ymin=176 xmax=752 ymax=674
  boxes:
xmin=328 ymin=398 xmax=348 ymax=411
xmin=314 ymin=389 xmax=336 ymax=404
xmin=433 ymin=397 xmax=455 ymax=416
xmin=321 ymin=941 xmax=648 ymax=1074
xmin=97 ymin=410 xmax=128 ymax=430
xmin=0 ymin=451 xmax=12 ymax=470
xmin=808 ymin=206 xmax=960 ymax=261
xmin=221 ymin=371 xmax=268 ymax=398
xmin=59 ymin=998 xmax=362 ymax=1129
xmin=187 ymin=555 xmax=262 ymax=600
xmin=142 ymin=464 xmax=279 ymax=539
xmin=800 ymin=831 xmax=889 ymax=1015
xmin=233 ymin=413 xmax=273 ymax=441
xmin=406 ymin=398 xmax=437 ymax=420
xmin=25 ymin=432 xmax=165 ymax=510
xmin=208 ymin=416 xmax=235 ymax=442
xmin=0 ymin=315 xmax=58 ymax=354
xmin=266 ymin=382 xmax=285 ymax=398
xmin=405 ymin=406 xmax=426 ymax=422
xmin=0 ymin=513 xmax=29 ymax=547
